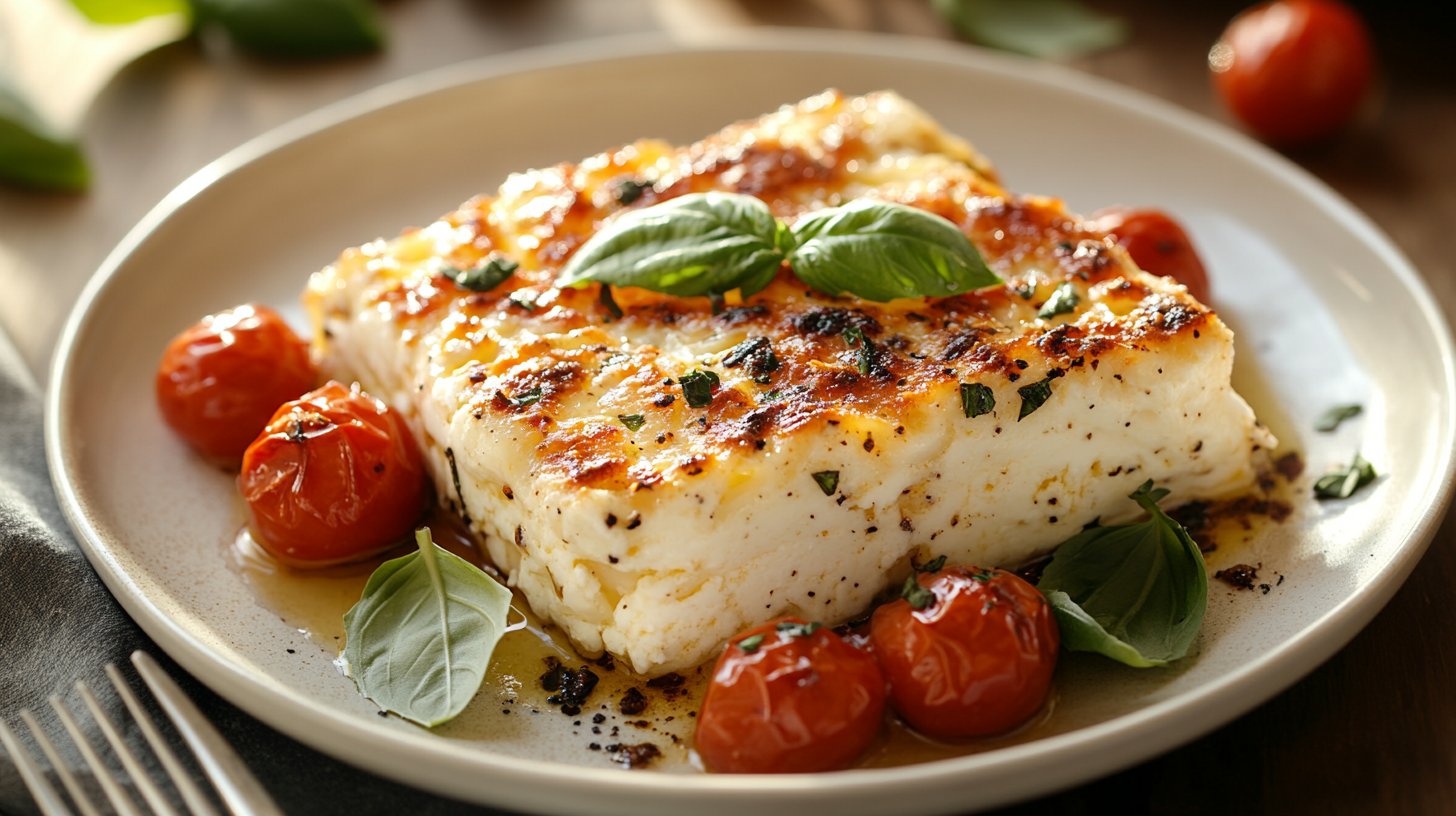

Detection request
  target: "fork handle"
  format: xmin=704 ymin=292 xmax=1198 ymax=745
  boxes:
xmin=132 ymin=652 xmax=287 ymax=816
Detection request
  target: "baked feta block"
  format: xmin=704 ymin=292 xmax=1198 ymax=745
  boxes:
xmin=306 ymin=90 xmax=1274 ymax=675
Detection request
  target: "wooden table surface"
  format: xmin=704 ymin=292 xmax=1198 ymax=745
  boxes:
xmin=3 ymin=1 xmax=1453 ymax=812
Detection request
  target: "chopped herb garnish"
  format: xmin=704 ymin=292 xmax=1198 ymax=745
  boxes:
xmin=775 ymin=621 xmax=824 ymax=638
xmin=599 ymin=284 xmax=623 ymax=320
xmin=1017 ymin=375 xmax=1057 ymax=420
xmin=917 ymin=555 xmax=947 ymax=573
xmin=602 ymin=352 xmax=629 ymax=367
xmin=737 ymin=634 xmax=765 ymax=653
xmin=618 ymin=414 xmax=646 ymax=432
xmin=445 ymin=255 xmax=518 ymax=292
xmin=505 ymin=387 xmax=543 ymax=408
xmin=842 ymin=326 xmax=873 ymax=375
xmin=1315 ymin=404 xmax=1363 ymax=432
xmin=1014 ymin=282 xmax=1036 ymax=300
xmin=1037 ymin=282 xmax=1080 ymax=319
xmin=508 ymin=291 xmax=538 ymax=311
xmin=614 ymin=179 xmax=650 ymax=206
xmin=811 ymin=470 xmax=840 ymax=495
xmin=969 ymin=568 xmax=998 ymax=581
xmin=1314 ymin=453 xmax=1377 ymax=499
xmin=902 ymin=575 xmax=935 ymax=610
xmin=763 ymin=389 xmax=782 ymax=402
xmin=960 ymin=382 xmax=995 ymax=418
xmin=678 ymin=370 xmax=720 ymax=408
xmin=723 ymin=337 xmax=766 ymax=368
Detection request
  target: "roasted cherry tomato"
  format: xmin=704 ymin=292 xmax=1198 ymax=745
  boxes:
xmin=870 ymin=566 xmax=1058 ymax=741
xmin=156 ymin=304 xmax=317 ymax=464
xmin=1091 ymin=207 xmax=1212 ymax=304
xmin=1209 ymin=0 xmax=1374 ymax=145
xmin=695 ymin=617 xmax=885 ymax=773
xmin=239 ymin=381 xmax=427 ymax=565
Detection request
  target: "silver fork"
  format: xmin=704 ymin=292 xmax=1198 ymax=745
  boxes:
xmin=0 ymin=651 xmax=284 ymax=816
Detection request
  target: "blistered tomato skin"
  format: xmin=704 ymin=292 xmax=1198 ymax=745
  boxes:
xmin=870 ymin=567 xmax=1058 ymax=741
xmin=239 ymin=381 xmax=428 ymax=565
xmin=156 ymin=304 xmax=318 ymax=464
xmin=1210 ymin=0 xmax=1374 ymax=145
xmin=1091 ymin=207 xmax=1212 ymax=304
xmin=695 ymin=617 xmax=886 ymax=773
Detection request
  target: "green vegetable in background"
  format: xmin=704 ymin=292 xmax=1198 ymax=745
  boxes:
xmin=934 ymin=0 xmax=1128 ymax=60
xmin=559 ymin=192 xmax=1002 ymax=305
xmin=191 ymin=0 xmax=384 ymax=59
xmin=1037 ymin=480 xmax=1208 ymax=667
xmin=0 ymin=83 xmax=88 ymax=191
xmin=68 ymin=0 xmax=190 ymax=24
xmin=342 ymin=528 xmax=514 ymax=727
xmin=0 ymin=0 xmax=385 ymax=191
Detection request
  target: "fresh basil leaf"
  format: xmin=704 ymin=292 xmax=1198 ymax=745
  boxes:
xmin=678 ymin=369 xmax=719 ymax=408
xmin=343 ymin=528 xmax=514 ymax=727
xmin=192 ymin=0 xmax=384 ymax=59
xmin=1037 ymin=480 xmax=1208 ymax=667
xmin=933 ymin=0 xmax=1129 ymax=60
xmin=811 ymin=470 xmax=839 ymax=495
xmin=1315 ymin=404 xmax=1363 ymax=432
xmin=788 ymin=199 xmax=1000 ymax=302
xmin=1037 ymin=281 xmax=1080 ymax=319
xmin=443 ymin=255 xmax=517 ymax=292
xmin=902 ymin=575 xmax=935 ymax=610
xmin=961 ymin=382 xmax=995 ymax=418
xmin=1043 ymin=590 xmax=1156 ymax=667
xmin=618 ymin=414 xmax=646 ymax=432
xmin=1314 ymin=453 xmax=1377 ymax=499
xmin=1017 ymin=375 xmax=1056 ymax=420
xmin=559 ymin=191 xmax=789 ymax=299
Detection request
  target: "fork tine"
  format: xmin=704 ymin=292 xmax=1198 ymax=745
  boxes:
xmin=131 ymin=653 xmax=285 ymax=816
xmin=18 ymin=710 xmax=102 ymax=816
xmin=0 ymin=717 xmax=75 ymax=816
xmin=49 ymin=695 xmax=147 ymax=816
xmin=77 ymin=680 xmax=182 ymax=816
xmin=106 ymin=664 xmax=222 ymax=816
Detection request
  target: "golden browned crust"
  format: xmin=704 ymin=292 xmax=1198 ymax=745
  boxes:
xmin=337 ymin=91 xmax=1214 ymax=491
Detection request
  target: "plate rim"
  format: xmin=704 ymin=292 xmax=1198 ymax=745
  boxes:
xmin=44 ymin=27 xmax=1456 ymax=813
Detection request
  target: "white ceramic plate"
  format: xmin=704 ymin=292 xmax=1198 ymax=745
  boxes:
xmin=47 ymin=30 xmax=1456 ymax=815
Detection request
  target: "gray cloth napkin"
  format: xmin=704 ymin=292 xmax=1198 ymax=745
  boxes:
xmin=0 ymin=329 xmax=507 ymax=816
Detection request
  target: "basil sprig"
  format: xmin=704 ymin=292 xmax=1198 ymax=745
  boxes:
xmin=558 ymin=192 xmax=793 ymax=298
xmin=1037 ymin=481 xmax=1207 ymax=668
xmin=343 ymin=528 xmax=514 ymax=727
xmin=558 ymin=192 xmax=1001 ymax=303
